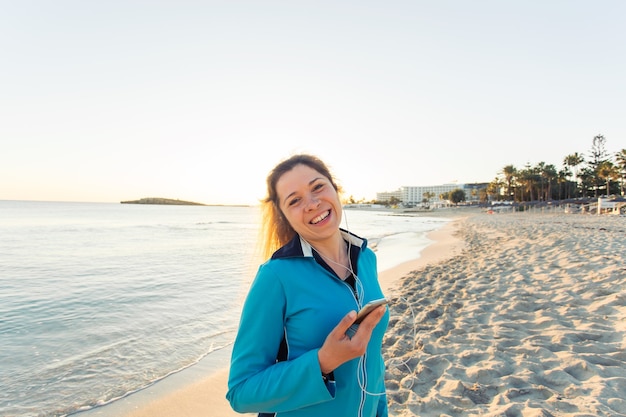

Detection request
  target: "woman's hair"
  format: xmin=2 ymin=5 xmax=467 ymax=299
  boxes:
xmin=258 ymin=154 xmax=341 ymax=260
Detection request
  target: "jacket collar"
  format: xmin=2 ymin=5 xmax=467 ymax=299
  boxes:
xmin=271 ymin=228 xmax=367 ymax=260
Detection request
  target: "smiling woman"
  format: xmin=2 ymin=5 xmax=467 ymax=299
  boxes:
xmin=226 ymin=154 xmax=390 ymax=417
xmin=276 ymin=165 xmax=344 ymax=256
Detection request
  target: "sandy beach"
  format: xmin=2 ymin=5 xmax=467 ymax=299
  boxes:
xmin=115 ymin=210 xmax=626 ymax=417
xmin=384 ymin=211 xmax=626 ymax=417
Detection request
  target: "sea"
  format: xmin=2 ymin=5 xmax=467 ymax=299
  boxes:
xmin=0 ymin=200 xmax=451 ymax=417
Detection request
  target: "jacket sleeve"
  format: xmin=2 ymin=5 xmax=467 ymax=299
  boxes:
xmin=376 ymin=392 xmax=388 ymax=416
xmin=226 ymin=263 xmax=335 ymax=414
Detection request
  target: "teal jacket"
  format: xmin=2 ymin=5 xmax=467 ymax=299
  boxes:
xmin=227 ymin=230 xmax=389 ymax=417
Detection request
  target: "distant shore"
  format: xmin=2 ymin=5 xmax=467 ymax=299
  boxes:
xmin=120 ymin=197 xmax=250 ymax=207
xmin=121 ymin=197 xmax=207 ymax=206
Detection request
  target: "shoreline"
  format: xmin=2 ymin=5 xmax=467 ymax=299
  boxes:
xmin=82 ymin=216 xmax=466 ymax=417
xmin=378 ymin=217 xmax=466 ymax=293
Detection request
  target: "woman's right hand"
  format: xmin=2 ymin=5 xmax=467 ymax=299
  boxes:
xmin=317 ymin=306 xmax=386 ymax=375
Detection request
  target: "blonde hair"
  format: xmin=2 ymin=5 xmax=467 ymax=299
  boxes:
xmin=258 ymin=154 xmax=341 ymax=260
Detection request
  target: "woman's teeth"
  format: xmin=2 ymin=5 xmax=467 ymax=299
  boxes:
xmin=311 ymin=210 xmax=330 ymax=224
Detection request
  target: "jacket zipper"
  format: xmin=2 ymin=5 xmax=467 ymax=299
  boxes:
xmin=340 ymin=275 xmax=368 ymax=417
xmin=319 ymin=259 xmax=368 ymax=417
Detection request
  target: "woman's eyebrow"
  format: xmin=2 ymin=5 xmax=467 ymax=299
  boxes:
xmin=282 ymin=177 xmax=324 ymax=205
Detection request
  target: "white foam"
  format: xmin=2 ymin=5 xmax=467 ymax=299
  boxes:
xmin=375 ymin=231 xmax=434 ymax=273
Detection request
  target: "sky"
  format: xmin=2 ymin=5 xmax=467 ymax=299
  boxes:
xmin=2 ymin=1 xmax=625 ymax=205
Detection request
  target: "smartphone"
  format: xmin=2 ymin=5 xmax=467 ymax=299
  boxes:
xmin=354 ymin=297 xmax=389 ymax=324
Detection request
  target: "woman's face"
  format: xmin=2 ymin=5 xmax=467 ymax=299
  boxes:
xmin=275 ymin=164 xmax=342 ymax=244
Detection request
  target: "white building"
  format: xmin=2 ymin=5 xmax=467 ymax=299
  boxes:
xmin=401 ymin=184 xmax=463 ymax=204
xmin=377 ymin=183 xmax=487 ymax=205
xmin=375 ymin=189 xmax=403 ymax=202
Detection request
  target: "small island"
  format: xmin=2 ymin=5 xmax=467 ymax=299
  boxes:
xmin=120 ymin=197 xmax=206 ymax=206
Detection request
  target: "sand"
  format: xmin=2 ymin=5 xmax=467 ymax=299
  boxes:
xmin=117 ymin=210 xmax=626 ymax=417
xmin=120 ymin=368 xmax=247 ymax=417
xmin=384 ymin=211 xmax=626 ymax=417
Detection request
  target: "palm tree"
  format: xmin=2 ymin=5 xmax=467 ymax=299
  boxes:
xmin=422 ymin=191 xmax=435 ymax=207
xmin=563 ymin=152 xmax=584 ymax=197
xmin=517 ymin=166 xmax=536 ymax=202
xmin=616 ymin=149 xmax=626 ymax=196
xmin=589 ymin=134 xmax=610 ymax=197
xmin=423 ymin=191 xmax=435 ymax=202
xmin=578 ymin=167 xmax=594 ymax=198
xmin=597 ymin=161 xmax=619 ymax=197
xmin=501 ymin=165 xmax=517 ymax=201
xmin=557 ymin=168 xmax=569 ymax=200
xmin=540 ymin=163 xmax=558 ymax=201
xmin=486 ymin=178 xmax=503 ymax=202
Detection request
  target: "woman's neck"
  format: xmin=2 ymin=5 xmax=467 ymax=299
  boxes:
xmin=310 ymin=233 xmax=344 ymax=260
xmin=308 ymin=234 xmax=351 ymax=278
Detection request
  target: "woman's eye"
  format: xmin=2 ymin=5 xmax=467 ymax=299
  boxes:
xmin=288 ymin=197 xmax=301 ymax=207
xmin=313 ymin=183 xmax=324 ymax=191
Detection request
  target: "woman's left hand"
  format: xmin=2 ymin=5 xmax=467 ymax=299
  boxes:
xmin=317 ymin=305 xmax=386 ymax=374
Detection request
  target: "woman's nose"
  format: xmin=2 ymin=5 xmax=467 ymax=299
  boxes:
xmin=305 ymin=196 xmax=320 ymax=210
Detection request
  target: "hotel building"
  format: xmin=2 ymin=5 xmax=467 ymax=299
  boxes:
xmin=377 ymin=183 xmax=487 ymax=205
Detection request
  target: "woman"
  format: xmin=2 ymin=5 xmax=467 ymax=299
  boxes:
xmin=227 ymin=154 xmax=389 ymax=417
